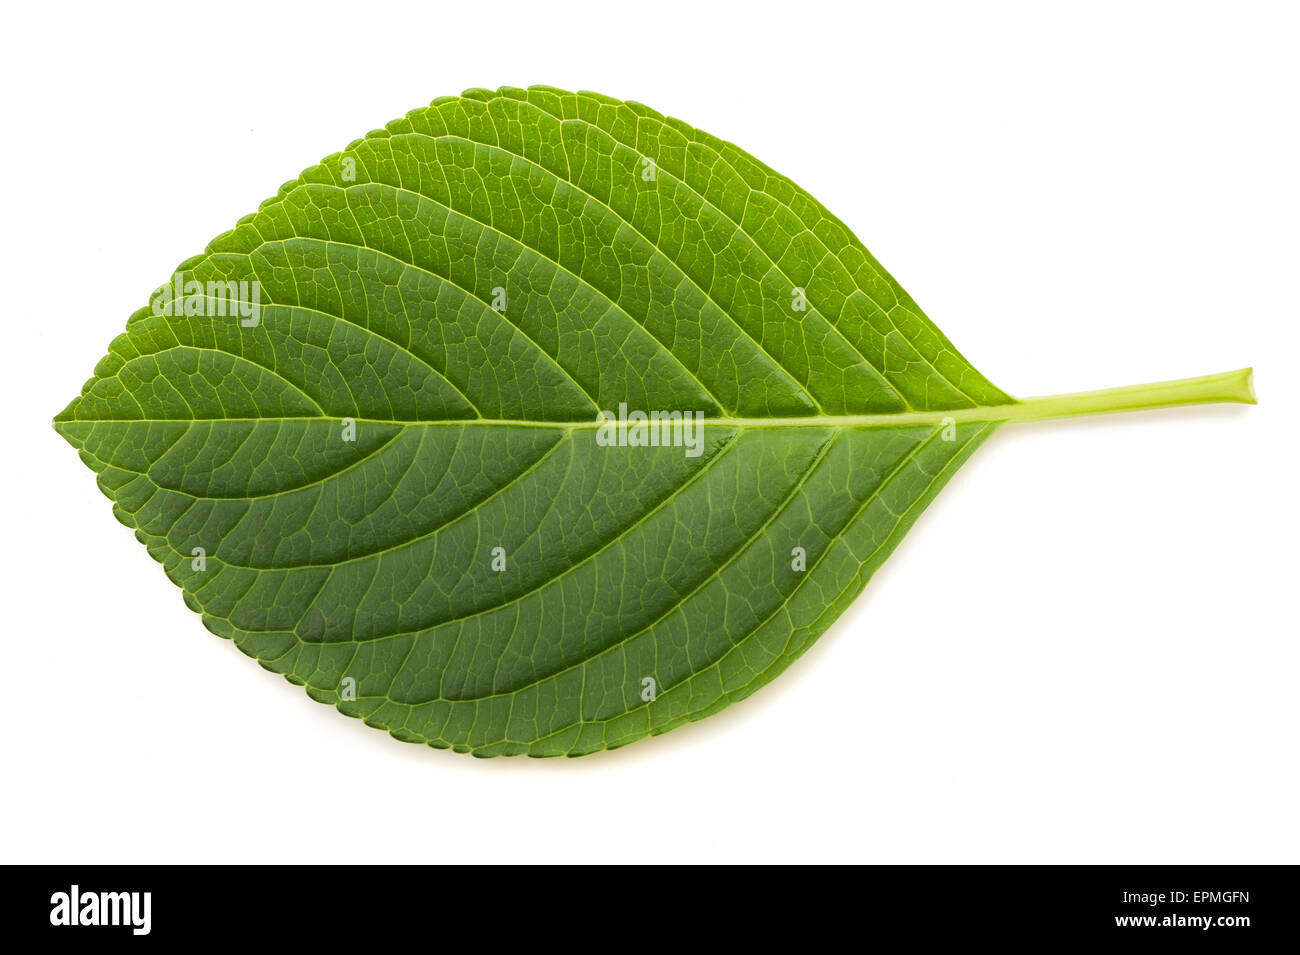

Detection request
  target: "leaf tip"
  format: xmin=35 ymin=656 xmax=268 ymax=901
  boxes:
xmin=52 ymin=400 xmax=81 ymax=444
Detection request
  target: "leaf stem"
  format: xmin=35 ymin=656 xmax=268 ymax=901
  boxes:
xmin=715 ymin=367 xmax=1258 ymax=428
xmin=997 ymin=366 xmax=1256 ymax=424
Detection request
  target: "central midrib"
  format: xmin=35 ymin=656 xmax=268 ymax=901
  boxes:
xmin=57 ymin=365 xmax=1255 ymax=431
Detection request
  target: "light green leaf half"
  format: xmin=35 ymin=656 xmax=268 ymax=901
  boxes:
xmin=54 ymin=86 xmax=1255 ymax=756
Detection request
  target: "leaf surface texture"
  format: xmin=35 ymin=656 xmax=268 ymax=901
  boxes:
xmin=58 ymin=87 xmax=1012 ymax=755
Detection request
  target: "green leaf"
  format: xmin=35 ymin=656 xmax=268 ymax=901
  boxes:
xmin=54 ymin=86 xmax=1255 ymax=757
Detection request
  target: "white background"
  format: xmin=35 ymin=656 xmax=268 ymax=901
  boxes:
xmin=1 ymin=1 xmax=1295 ymax=864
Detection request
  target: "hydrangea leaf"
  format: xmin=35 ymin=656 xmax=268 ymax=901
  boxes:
xmin=54 ymin=87 xmax=1255 ymax=756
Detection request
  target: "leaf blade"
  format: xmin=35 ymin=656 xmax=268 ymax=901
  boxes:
xmin=58 ymin=86 xmax=1138 ymax=755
